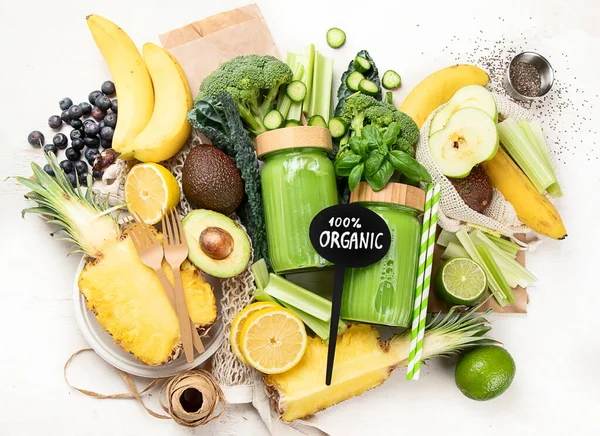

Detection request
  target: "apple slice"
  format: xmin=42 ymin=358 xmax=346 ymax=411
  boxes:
xmin=429 ymin=85 xmax=497 ymax=135
xmin=429 ymin=107 xmax=499 ymax=178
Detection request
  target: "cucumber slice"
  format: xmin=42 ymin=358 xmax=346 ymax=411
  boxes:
xmin=358 ymin=79 xmax=379 ymax=96
xmin=264 ymin=110 xmax=284 ymax=130
xmin=346 ymin=71 xmax=365 ymax=91
xmin=353 ymin=56 xmax=371 ymax=73
xmin=285 ymin=120 xmax=303 ymax=127
xmin=385 ymin=91 xmax=393 ymax=104
xmin=286 ymin=80 xmax=307 ymax=103
xmin=382 ymin=70 xmax=402 ymax=89
xmin=326 ymin=27 xmax=346 ymax=48
xmin=308 ymin=115 xmax=327 ymax=128
xmin=328 ymin=117 xmax=348 ymax=138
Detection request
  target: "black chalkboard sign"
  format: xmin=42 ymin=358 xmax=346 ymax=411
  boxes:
xmin=309 ymin=204 xmax=391 ymax=385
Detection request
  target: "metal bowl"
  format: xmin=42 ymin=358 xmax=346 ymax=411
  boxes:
xmin=503 ymin=51 xmax=554 ymax=102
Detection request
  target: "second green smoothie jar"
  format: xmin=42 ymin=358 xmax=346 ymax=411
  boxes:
xmin=257 ymin=126 xmax=339 ymax=274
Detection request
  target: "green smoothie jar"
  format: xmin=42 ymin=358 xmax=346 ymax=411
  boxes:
xmin=341 ymin=182 xmax=425 ymax=327
xmin=257 ymin=126 xmax=339 ymax=274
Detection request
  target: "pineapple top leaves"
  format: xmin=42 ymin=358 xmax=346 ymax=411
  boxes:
xmin=16 ymin=153 xmax=120 ymax=258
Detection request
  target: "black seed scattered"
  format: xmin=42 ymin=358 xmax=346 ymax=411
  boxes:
xmin=510 ymin=62 xmax=541 ymax=97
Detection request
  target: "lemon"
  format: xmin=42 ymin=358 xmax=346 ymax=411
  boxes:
xmin=435 ymin=258 xmax=487 ymax=306
xmin=124 ymin=163 xmax=180 ymax=224
xmin=240 ymin=307 xmax=307 ymax=374
xmin=230 ymin=301 xmax=280 ymax=364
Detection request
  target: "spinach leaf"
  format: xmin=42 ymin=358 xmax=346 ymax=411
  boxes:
xmin=366 ymin=159 xmax=394 ymax=191
xmin=335 ymin=152 xmax=362 ymax=177
xmin=334 ymin=50 xmax=382 ymax=116
xmin=388 ymin=150 xmax=432 ymax=183
xmin=348 ymin=163 xmax=364 ymax=191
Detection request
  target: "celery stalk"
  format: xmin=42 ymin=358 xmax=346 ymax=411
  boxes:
xmin=519 ymin=120 xmax=563 ymax=198
xmin=485 ymin=233 xmax=519 ymax=258
xmin=265 ymin=274 xmax=332 ymax=321
xmin=476 ymin=245 xmax=515 ymax=304
xmin=436 ymin=229 xmax=460 ymax=248
xmin=279 ymin=63 xmax=305 ymax=119
xmin=251 ymin=259 xmax=271 ymax=290
xmin=302 ymin=44 xmax=315 ymax=115
xmin=441 ymin=241 xmax=470 ymax=260
xmin=498 ymin=118 xmax=555 ymax=193
xmin=308 ymin=51 xmax=334 ymax=122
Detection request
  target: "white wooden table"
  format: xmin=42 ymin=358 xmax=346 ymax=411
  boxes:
xmin=1 ymin=0 xmax=598 ymax=434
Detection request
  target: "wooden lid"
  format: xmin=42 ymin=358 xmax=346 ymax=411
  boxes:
xmin=350 ymin=182 xmax=426 ymax=212
xmin=256 ymin=126 xmax=332 ymax=158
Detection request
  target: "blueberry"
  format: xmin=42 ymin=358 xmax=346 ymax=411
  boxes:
xmin=100 ymin=138 xmax=112 ymax=149
xmin=70 ymin=129 xmax=83 ymax=140
xmin=88 ymin=90 xmax=103 ymax=105
xmin=71 ymin=138 xmax=85 ymax=151
xmin=83 ymin=119 xmax=96 ymax=127
xmin=83 ymin=136 xmax=100 ymax=148
xmin=60 ymin=110 xmax=71 ymax=123
xmin=93 ymin=170 xmax=104 ymax=180
xmin=68 ymin=105 xmax=83 ymax=120
xmin=59 ymin=97 xmax=73 ymax=111
xmin=66 ymin=172 xmax=77 ymax=187
xmin=95 ymin=95 xmax=112 ymax=111
xmin=78 ymin=172 xmax=88 ymax=186
xmin=110 ymin=99 xmax=117 ymax=114
xmin=48 ymin=115 xmax=62 ymax=130
xmin=53 ymin=133 xmax=68 ymax=149
xmin=65 ymin=147 xmax=81 ymax=161
xmin=70 ymin=119 xmax=83 ymax=129
xmin=85 ymin=148 xmax=100 ymax=165
xmin=74 ymin=160 xmax=88 ymax=175
xmin=91 ymin=106 xmax=106 ymax=121
xmin=79 ymin=101 xmax=92 ymax=116
xmin=98 ymin=120 xmax=105 ymax=130
xmin=27 ymin=130 xmax=44 ymax=147
xmin=103 ymin=113 xmax=117 ymax=128
xmin=84 ymin=122 xmax=100 ymax=137
xmin=101 ymin=80 xmax=116 ymax=95
xmin=43 ymin=143 xmax=58 ymax=155
xmin=43 ymin=164 xmax=55 ymax=177
xmin=60 ymin=159 xmax=74 ymax=174
xmin=100 ymin=126 xmax=114 ymax=141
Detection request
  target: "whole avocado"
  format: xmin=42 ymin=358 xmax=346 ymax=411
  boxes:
xmin=182 ymin=145 xmax=244 ymax=215
xmin=449 ymin=165 xmax=493 ymax=214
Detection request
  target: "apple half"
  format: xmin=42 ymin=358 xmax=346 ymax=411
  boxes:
xmin=429 ymin=85 xmax=497 ymax=136
xmin=429 ymin=107 xmax=499 ymax=178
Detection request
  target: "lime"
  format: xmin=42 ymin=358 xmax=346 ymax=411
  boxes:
xmin=435 ymin=258 xmax=486 ymax=306
xmin=455 ymin=346 xmax=516 ymax=401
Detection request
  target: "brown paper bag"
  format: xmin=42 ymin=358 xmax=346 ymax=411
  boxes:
xmin=159 ymin=3 xmax=279 ymax=94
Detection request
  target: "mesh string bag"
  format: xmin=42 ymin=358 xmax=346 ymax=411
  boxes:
xmin=416 ymin=93 xmax=533 ymax=235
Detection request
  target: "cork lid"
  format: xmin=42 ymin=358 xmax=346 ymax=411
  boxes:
xmin=350 ymin=182 xmax=426 ymax=212
xmin=256 ymin=126 xmax=332 ymax=158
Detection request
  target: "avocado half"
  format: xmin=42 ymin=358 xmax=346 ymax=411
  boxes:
xmin=182 ymin=209 xmax=251 ymax=278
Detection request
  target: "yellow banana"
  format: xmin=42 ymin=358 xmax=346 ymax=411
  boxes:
xmin=482 ymin=148 xmax=567 ymax=240
xmin=399 ymin=65 xmax=489 ymax=127
xmin=86 ymin=15 xmax=154 ymax=159
xmin=129 ymin=43 xmax=193 ymax=163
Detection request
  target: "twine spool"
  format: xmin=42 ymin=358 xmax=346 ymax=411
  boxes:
xmin=64 ymin=349 xmax=226 ymax=427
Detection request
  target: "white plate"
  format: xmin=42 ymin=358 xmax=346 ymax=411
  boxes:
xmin=73 ymin=257 xmax=224 ymax=378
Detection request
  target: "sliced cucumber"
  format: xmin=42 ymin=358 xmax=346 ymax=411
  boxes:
xmin=328 ymin=117 xmax=348 ymax=138
xmin=326 ymin=27 xmax=346 ymax=48
xmin=308 ymin=115 xmax=327 ymax=128
xmin=286 ymin=80 xmax=307 ymax=103
xmin=264 ymin=110 xmax=284 ymax=130
xmin=358 ymin=79 xmax=378 ymax=96
xmin=382 ymin=70 xmax=402 ymax=89
xmin=385 ymin=91 xmax=393 ymax=104
xmin=285 ymin=120 xmax=303 ymax=127
xmin=353 ymin=55 xmax=371 ymax=73
xmin=346 ymin=71 xmax=365 ymax=91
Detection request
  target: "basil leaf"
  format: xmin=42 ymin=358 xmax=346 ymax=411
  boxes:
xmin=388 ymin=150 xmax=432 ymax=183
xmin=348 ymin=163 xmax=364 ymax=191
xmin=349 ymin=136 xmax=363 ymax=155
xmin=361 ymin=125 xmax=382 ymax=149
xmin=382 ymin=122 xmax=401 ymax=146
xmin=358 ymin=140 xmax=369 ymax=158
xmin=366 ymin=160 xmax=394 ymax=191
xmin=335 ymin=152 xmax=363 ymax=177
xmin=365 ymin=150 xmax=386 ymax=177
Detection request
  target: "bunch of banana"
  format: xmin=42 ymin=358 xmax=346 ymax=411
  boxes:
xmin=87 ymin=15 xmax=192 ymax=162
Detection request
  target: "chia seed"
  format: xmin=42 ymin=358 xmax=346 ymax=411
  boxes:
xmin=510 ymin=61 xmax=541 ymax=97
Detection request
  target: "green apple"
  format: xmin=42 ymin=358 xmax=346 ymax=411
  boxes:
xmin=429 ymin=85 xmax=497 ymax=136
xmin=429 ymin=107 xmax=499 ymax=178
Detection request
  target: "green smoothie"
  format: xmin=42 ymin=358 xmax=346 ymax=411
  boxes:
xmin=341 ymin=202 xmax=421 ymax=327
xmin=261 ymin=147 xmax=339 ymax=274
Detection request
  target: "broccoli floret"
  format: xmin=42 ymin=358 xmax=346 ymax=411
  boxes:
xmin=197 ymin=55 xmax=293 ymax=135
xmin=339 ymin=93 xmax=379 ymax=137
xmin=395 ymin=137 xmax=416 ymax=157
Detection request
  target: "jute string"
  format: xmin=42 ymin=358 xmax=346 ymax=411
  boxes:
xmin=64 ymin=349 xmax=226 ymax=426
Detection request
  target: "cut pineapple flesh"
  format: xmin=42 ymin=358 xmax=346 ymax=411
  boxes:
xmin=79 ymin=235 xmax=216 ymax=366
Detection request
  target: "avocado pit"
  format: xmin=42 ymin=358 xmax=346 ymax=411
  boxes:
xmin=200 ymin=227 xmax=234 ymax=260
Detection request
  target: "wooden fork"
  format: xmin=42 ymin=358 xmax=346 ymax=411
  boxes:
xmin=124 ymin=214 xmax=204 ymax=359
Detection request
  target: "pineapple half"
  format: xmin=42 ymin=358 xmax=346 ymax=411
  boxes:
xmin=18 ymin=155 xmax=217 ymax=366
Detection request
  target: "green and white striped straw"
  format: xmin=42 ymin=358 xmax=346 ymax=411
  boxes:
xmin=406 ymin=184 xmax=435 ymax=380
xmin=410 ymin=183 xmax=441 ymax=380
